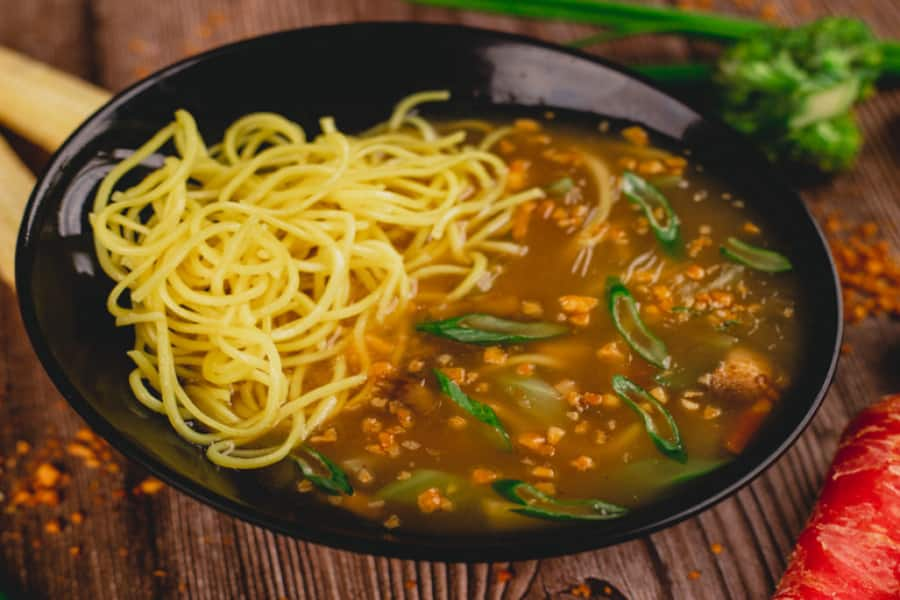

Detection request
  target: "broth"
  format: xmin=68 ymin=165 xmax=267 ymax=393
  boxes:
xmin=294 ymin=117 xmax=802 ymax=533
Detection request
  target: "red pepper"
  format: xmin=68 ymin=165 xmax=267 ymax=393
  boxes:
xmin=773 ymin=394 xmax=900 ymax=599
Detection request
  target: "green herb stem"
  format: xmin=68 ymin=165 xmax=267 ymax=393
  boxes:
xmin=413 ymin=0 xmax=768 ymax=41
xmin=410 ymin=0 xmax=900 ymax=79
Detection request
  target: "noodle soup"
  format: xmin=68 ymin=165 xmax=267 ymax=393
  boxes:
xmin=91 ymin=94 xmax=801 ymax=534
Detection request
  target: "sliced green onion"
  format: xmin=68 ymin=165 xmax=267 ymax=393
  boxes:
xmin=496 ymin=373 xmax=566 ymax=422
xmin=434 ymin=369 xmax=511 ymax=449
xmin=716 ymin=319 xmax=742 ymax=331
xmin=606 ymin=276 xmax=670 ymax=369
xmin=720 ymin=237 xmax=792 ymax=273
xmin=612 ymin=375 xmax=687 ymax=463
xmin=376 ymin=469 xmax=463 ymax=502
xmin=416 ymin=313 xmax=568 ymax=345
xmin=545 ymin=176 xmax=574 ymax=195
xmin=291 ymin=446 xmax=353 ymax=496
xmin=607 ymin=457 xmax=726 ymax=491
xmin=621 ymin=171 xmax=681 ymax=249
xmin=492 ymin=479 xmax=628 ymax=521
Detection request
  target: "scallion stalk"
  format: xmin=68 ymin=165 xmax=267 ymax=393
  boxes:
xmin=612 ymin=375 xmax=687 ymax=463
xmin=720 ymin=237 xmax=792 ymax=272
xmin=606 ymin=276 xmax=670 ymax=369
xmin=492 ymin=479 xmax=628 ymax=521
xmin=291 ymin=446 xmax=354 ymax=496
xmin=434 ymin=369 xmax=512 ymax=449
xmin=416 ymin=313 xmax=568 ymax=345
xmin=412 ymin=0 xmax=769 ymax=42
xmin=620 ymin=171 xmax=681 ymax=250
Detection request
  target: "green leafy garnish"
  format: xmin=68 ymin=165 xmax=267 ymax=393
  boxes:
xmin=491 ymin=479 xmax=628 ymax=521
xmin=621 ymin=171 xmax=681 ymax=250
xmin=409 ymin=2 xmax=900 ymax=173
xmin=416 ymin=313 xmax=568 ymax=345
xmin=376 ymin=469 xmax=464 ymax=502
xmin=606 ymin=276 xmax=670 ymax=369
xmin=434 ymin=369 xmax=511 ymax=449
xmin=291 ymin=446 xmax=353 ymax=496
xmin=716 ymin=17 xmax=884 ymax=172
xmin=720 ymin=237 xmax=792 ymax=272
xmin=545 ymin=176 xmax=575 ymax=195
xmin=612 ymin=375 xmax=687 ymax=463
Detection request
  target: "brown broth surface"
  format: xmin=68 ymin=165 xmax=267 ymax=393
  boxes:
xmin=295 ymin=118 xmax=802 ymax=533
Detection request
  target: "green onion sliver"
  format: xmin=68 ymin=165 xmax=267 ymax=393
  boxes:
xmin=291 ymin=446 xmax=353 ymax=496
xmin=376 ymin=469 xmax=463 ymax=502
xmin=612 ymin=375 xmax=687 ymax=463
xmin=416 ymin=313 xmax=568 ymax=345
xmin=492 ymin=479 xmax=628 ymax=521
xmin=606 ymin=276 xmax=670 ymax=369
xmin=434 ymin=369 xmax=511 ymax=449
xmin=720 ymin=237 xmax=792 ymax=273
xmin=545 ymin=176 xmax=574 ymax=195
xmin=621 ymin=171 xmax=680 ymax=247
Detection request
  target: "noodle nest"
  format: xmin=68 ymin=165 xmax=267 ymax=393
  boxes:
xmin=90 ymin=91 xmax=546 ymax=469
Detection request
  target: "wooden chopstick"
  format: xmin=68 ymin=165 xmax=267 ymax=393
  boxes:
xmin=0 ymin=134 xmax=34 ymax=288
xmin=0 ymin=46 xmax=109 ymax=152
xmin=0 ymin=46 xmax=111 ymax=289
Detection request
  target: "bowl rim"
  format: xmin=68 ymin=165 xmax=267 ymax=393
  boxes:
xmin=15 ymin=20 xmax=843 ymax=562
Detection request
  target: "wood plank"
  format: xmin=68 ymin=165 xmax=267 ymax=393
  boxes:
xmin=0 ymin=0 xmax=95 ymax=78
xmin=0 ymin=0 xmax=898 ymax=598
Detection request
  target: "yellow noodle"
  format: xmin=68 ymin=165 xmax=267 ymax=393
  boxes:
xmin=90 ymin=92 xmax=556 ymax=470
xmin=577 ymin=153 xmax=616 ymax=247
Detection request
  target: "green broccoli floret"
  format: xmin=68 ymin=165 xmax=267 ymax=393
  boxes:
xmin=781 ymin=113 xmax=862 ymax=172
xmin=715 ymin=17 xmax=882 ymax=172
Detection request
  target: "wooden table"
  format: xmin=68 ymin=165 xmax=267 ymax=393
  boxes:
xmin=1 ymin=1 xmax=897 ymax=598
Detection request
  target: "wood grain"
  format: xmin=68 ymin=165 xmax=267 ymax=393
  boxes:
xmin=1 ymin=1 xmax=898 ymax=598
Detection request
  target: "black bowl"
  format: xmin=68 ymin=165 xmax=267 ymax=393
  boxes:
xmin=16 ymin=22 xmax=841 ymax=561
